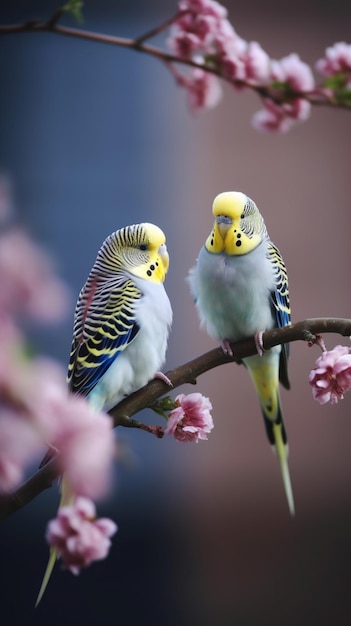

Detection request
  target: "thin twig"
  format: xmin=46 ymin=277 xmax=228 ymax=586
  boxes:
xmin=46 ymin=8 xmax=64 ymax=30
xmin=133 ymin=10 xmax=184 ymax=47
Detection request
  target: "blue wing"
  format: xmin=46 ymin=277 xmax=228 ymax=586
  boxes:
xmin=67 ymin=276 xmax=141 ymax=396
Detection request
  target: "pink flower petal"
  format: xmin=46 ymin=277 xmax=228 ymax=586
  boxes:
xmin=316 ymin=42 xmax=351 ymax=76
xmin=53 ymin=400 xmax=115 ymax=500
xmin=0 ymin=228 xmax=70 ymax=322
xmin=186 ymin=69 xmax=223 ymax=111
xmin=271 ymin=53 xmax=315 ymax=92
xmin=309 ymin=345 xmax=351 ymax=405
xmin=46 ymin=497 xmax=118 ymax=574
xmin=165 ymin=392 xmax=214 ymax=442
xmin=0 ymin=409 xmax=43 ymax=493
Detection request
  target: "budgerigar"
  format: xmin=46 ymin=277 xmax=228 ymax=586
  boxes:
xmin=36 ymin=222 xmax=173 ymax=604
xmin=188 ymin=191 xmax=294 ymax=515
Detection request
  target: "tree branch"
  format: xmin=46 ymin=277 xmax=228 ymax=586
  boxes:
xmin=0 ymin=18 xmax=349 ymax=110
xmin=0 ymin=317 xmax=350 ymax=523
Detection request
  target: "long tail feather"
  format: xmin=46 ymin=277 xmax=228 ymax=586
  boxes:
xmin=35 ymin=547 xmax=57 ymax=607
xmin=246 ymin=354 xmax=295 ymax=516
xmin=263 ymin=413 xmax=295 ymax=516
xmin=271 ymin=420 xmax=295 ymax=516
xmin=35 ymin=477 xmax=75 ymax=606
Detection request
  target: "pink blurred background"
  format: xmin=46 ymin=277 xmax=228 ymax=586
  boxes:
xmin=1 ymin=1 xmax=351 ymax=624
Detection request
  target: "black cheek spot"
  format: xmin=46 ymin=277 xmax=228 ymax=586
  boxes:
xmin=237 ymin=233 xmax=241 ymax=239
xmin=147 ymin=270 xmax=152 ymax=277
xmin=150 ymin=264 xmax=155 ymax=271
xmin=211 ymin=238 xmax=214 ymax=246
xmin=236 ymin=240 xmax=242 ymax=247
xmin=155 ymin=261 xmax=159 ymax=266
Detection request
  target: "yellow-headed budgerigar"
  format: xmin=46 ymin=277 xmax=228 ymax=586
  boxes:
xmin=188 ymin=191 xmax=294 ymax=515
xmin=36 ymin=222 xmax=173 ymax=604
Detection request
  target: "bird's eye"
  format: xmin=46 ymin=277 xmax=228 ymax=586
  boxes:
xmin=139 ymin=244 xmax=147 ymax=251
xmin=240 ymin=213 xmax=245 ymax=219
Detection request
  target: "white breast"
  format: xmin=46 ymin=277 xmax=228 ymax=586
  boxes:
xmin=188 ymin=241 xmax=276 ymax=342
xmin=88 ymin=279 xmax=172 ymax=412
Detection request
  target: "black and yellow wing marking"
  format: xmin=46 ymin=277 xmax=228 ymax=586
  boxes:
xmin=67 ymin=276 xmax=142 ymax=396
xmin=267 ymin=241 xmax=291 ymax=390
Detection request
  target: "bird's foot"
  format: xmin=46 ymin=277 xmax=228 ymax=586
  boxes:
xmin=154 ymin=371 xmax=173 ymax=387
xmin=254 ymin=330 xmax=264 ymax=357
xmin=220 ymin=339 xmax=233 ymax=357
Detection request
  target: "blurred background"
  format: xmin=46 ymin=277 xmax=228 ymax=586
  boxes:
xmin=1 ymin=1 xmax=351 ymax=624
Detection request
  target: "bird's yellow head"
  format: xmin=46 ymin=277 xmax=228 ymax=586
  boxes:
xmin=102 ymin=222 xmax=170 ymax=283
xmin=205 ymin=191 xmax=267 ymax=256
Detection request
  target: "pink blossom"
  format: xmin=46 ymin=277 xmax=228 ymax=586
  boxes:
xmin=243 ymin=41 xmax=271 ymax=85
xmin=184 ymin=68 xmax=223 ymax=111
xmin=0 ymin=318 xmax=25 ymax=400
xmin=5 ymin=352 xmax=115 ymax=499
xmin=309 ymin=345 xmax=351 ymax=405
xmin=10 ymin=357 xmax=67 ymax=418
xmin=35 ymin=390 xmax=116 ymax=500
xmin=165 ymin=392 xmax=214 ymax=442
xmin=0 ymin=339 xmax=70 ymax=491
xmin=56 ymin=403 xmax=115 ymax=500
xmin=216 ymin=33 xmax=247 ymax=82
xmin=252 ymin=104 xmax=290 ymax=133
xmin=46 ymin=497 xmax=117 ymax=574
xmin=316 ymin=42 xmax=351 ymax=77
xmin=0 ymin=228 xmax=69 ymax=322
xmin=168 ymin=1 xmax=318 ymax=125
xmin=178 ymin=0 xmax=227 ymax=21
xmin=0 ymin=350 xmax=69 ymax=442
xmin=168 ymin=0 xmax=233 ymax=61
xmin=270 ymin=53 xmax=315 ymax=92
xmin=0 ymin=346 xmax=115 ymax=499
xmin=0 ymin=409 xmax=43 ymax=492
xmin=252 ymin=98 xmax=311 ymax=133
xmin=168 ymin=28 xmax=201 ymax=58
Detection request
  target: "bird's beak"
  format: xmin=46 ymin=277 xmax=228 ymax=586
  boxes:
xmin=215 ymin=215 xmax=232 ymax=239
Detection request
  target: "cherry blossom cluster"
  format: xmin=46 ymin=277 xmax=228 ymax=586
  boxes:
xmin=309 ymin=344 xmax=351 ymax=405
xmin=165 ymin=0 xmax=351 ymax=132
xmin=0 ymin=188 xmax=117 ymax=571
xmin=316 ymin=42 xmax=351 ymax=83
xmin=0 ymin=231 xmax=115 ymax=497
xmin=0 ymin=228 xmax=69 ymax=323
xmin=165 ymin=392 xmax=214 ymax=442
xmin=0 ymin=337 xmax=106 ymax=495
xmin=46 ymin=497 xmax=118 ymax=574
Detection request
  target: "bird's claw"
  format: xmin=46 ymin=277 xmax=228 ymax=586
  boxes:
xmin=221 ymin=339 xmax=233 ymax=357
xmin=254 ymin=330 xmax=264 ymax=357
xmin=154 ymin=371 xmax=173 ymax=387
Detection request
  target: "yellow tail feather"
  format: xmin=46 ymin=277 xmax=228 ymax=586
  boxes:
xmin=246 ymin=355 xmax=295 ymax=515
xmin=35 ymin=477 xmax=75 ymax=607
xmin=35 ymin=546 xmax=58 ymax=607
